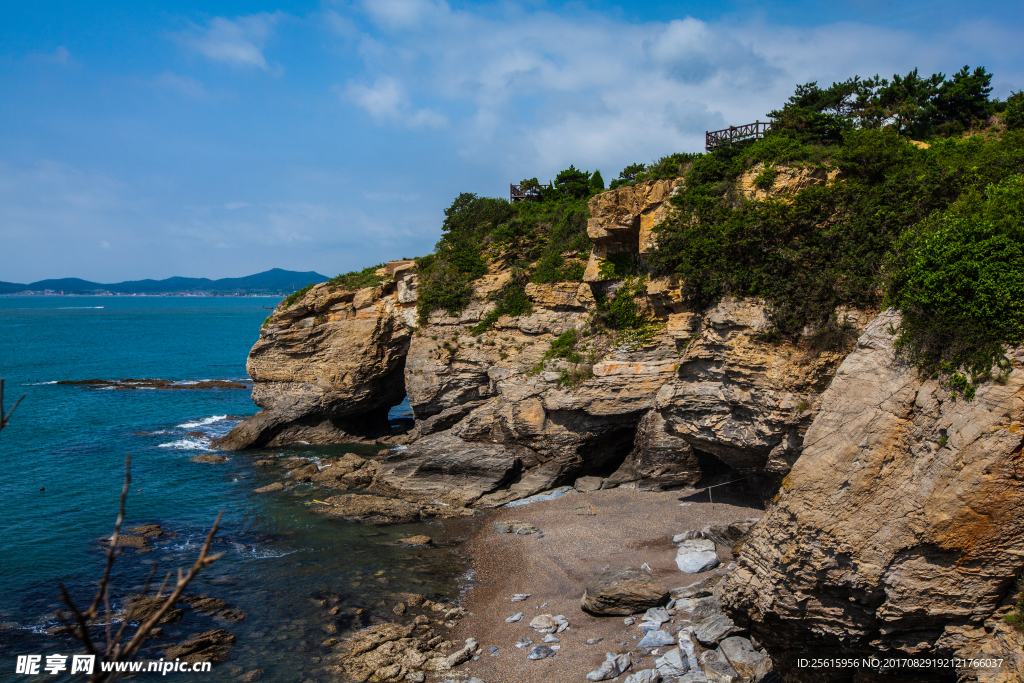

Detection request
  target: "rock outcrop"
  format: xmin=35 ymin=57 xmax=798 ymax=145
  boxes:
xmin=214 ymin=265 xmax=417 ymax=449
xmin=583 ymin=177 xmax=683 ymax=280
xmin=222 ymin=176 xmax=870 ymax=506
xmin=721 ymin=310 xmax=1024 ymax=682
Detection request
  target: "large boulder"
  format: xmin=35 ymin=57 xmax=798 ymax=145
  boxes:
xmin=581 ymin=566 xmax=668 ymax=616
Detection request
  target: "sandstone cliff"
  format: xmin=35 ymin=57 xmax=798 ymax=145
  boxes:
xmin=220 ymin=176 xmax=868 ymax=508
xmin=721 ymin=310 xmax=1024 ymax=682
xmin=214 ymin=263 xmax=417 ymax=449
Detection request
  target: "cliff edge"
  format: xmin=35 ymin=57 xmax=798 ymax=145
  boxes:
xmin=721 ymin=311 xmax=1024 ymax=682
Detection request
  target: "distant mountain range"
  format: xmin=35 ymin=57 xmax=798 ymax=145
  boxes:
xmin=0 ymin=268 xmax=330 ymax=295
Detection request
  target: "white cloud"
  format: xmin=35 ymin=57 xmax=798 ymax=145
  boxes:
xmin=346 ymin=77 xmax=448 ymax=128
xmin=153 ymin=71 xmax=206 ymax=98
xmin=359 ymin=0 xmax=449 ymax=30
xmin=323 ymin=4 xmax=1024 ymax=180
xmin=174 ymin=13 xmax=284 ymax=73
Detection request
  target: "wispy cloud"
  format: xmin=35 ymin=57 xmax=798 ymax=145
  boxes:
xmin=345 ymin=76 xmax=448 ymax=128
xmin=174 ymin=12 xmax=284 ymax=73
xmin=324 ymin=4 xmax=1023 ymax=179
xmin=153 ymin=71 xmax=206 ymax=98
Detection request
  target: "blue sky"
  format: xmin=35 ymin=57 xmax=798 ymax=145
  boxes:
xmin=2 ymin=1 xmax=1022 ymax=283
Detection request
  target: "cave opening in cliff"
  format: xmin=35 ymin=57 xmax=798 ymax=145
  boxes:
xmin=386 ymin=394 xmax=414 ymax=433
xmin=573 ymin=423 xmax=638 ymax=479
xmin=689 ymin=447 xmax=767 ymax=508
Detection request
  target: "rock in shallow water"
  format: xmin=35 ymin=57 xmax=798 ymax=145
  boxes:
xmin=397 ymin=535 xmax=432 ymax=546
xmin=581 ymin=566 xmax=669 ymax=616
xmin=311 ymin=493 xmax=473 ymax=524
xmin=493 ymin=520 xmax=539 ymax=535
xmin=164 ymin=629 xmax=236 ymax=663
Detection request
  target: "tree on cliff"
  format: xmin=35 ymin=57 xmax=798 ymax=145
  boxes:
xmin=769 ymin=66 xmax=995 ymax=142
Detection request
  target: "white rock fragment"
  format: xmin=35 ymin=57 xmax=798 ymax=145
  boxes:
xmin=675 ymin=539 xmax=720 ymax=574
xmin=586 ymin=652 xmax=632 ymax=681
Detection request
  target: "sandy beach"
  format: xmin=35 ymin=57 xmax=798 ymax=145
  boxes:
xmin=436 ymin=485 xmax=764 ymax=683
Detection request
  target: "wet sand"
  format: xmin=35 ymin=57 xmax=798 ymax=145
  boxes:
xmin=436 ymin=486 xmax=763 ymax=683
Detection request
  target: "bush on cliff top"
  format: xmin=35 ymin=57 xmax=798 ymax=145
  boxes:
xmin=328 ymin=263 xmax=386 ymax=291
xmin=415 ymin=182 xmax=590 ymax=325
xmin=884 ymin=174 xmax=1024 ymax=380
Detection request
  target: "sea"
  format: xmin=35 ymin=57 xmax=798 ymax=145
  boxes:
xmin=0 ymin=297 xmax=470 ymax=682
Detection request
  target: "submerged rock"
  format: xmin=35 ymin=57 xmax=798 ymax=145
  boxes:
xmin=493 ymin=520 xmax=539 ymax=535
xmin=164 ymin=629 xmax=236 ymax=663
xmin=189 ymin=453 xmax=227 ymax=464
xmin=396 ymin=535 xmax=432 ymax=546
xmin=311 ymin=494 xmax=473 ymax=524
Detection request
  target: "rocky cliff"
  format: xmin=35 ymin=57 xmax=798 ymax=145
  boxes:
xmin=214 ymin=262 xmax=417 ymax=449
xmin=219 ymin=169 xmax=1024 ymax=682
xmin=222 ymin=178 xmax=868 ymax=504
xmin=721 ymin=311 xmax=1024 ymax=682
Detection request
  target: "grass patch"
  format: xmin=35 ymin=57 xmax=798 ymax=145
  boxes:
xmin=328 ymin=264 xmax=386 ymax=291
xmin=282 ymin=284 xmax=314 ymax=308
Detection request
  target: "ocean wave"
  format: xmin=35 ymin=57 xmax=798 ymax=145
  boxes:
xmin=157 ymin=438 xmax=209 ymax=451
xmin=178 ymin=415 xmax=228 ymax=429
xmin=24 ymin=381 xmax=58 ymax=385
xmin=231 ymin=542 xmax=297 ymax=560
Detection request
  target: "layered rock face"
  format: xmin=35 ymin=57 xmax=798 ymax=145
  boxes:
xmin=370 ymin=172 xmax=867 ymax=504
xmin=214 ymin=264 xmax=417 ymax=449
xmin=583 ymin=178 xmax=682 ymax=281
xmin=721 ymin=311 xmax=1024 ymax=682
xmin=223 ymin=178 xmax=868 ymax=506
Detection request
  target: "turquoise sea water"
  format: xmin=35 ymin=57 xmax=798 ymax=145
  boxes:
xmin=0 ymin=297 xmax=467 ymax=682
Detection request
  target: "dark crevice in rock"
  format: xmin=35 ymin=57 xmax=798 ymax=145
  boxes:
xmin=571 ymin=424 xmax=638 ymax=480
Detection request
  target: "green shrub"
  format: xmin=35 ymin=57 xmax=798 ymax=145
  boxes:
xmin=596 ymin=277 xmax=648 ymax=331
xmin=590 ymin=170 xmax=605 ymax=192
xmin=471 ymin=281 xmax=532 ymax=334
xmin=282 ymin=284 xmax=314 ymax=308
xmin=609 ymin=163 xmax=646 ymax=189
xmin=554 ymin=165 xmax=592 ymax=199
xmin=1007 ymin=91 xmax=1024 ymax=131
xmin=1005 ymin=578 xmax=1024 ymax=631
xmin=329 ymin=264 xmax=385 ymax=291
xmin=752 ymin=167 xmax=779 ymax=190
xmin=884 ymin=174 xmax=1024 ymax=387
xmin=596 ymin=250 xmax=643 ymax=281
xmin=650 ymin=126 xmax=1024 ymax=339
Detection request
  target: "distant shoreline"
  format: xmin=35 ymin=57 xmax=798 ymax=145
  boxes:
xmin=0 ymin=292 xmax=286 ymax=298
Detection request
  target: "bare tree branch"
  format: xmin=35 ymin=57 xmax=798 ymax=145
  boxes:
xmin=0 ymin=378 xmax=27 ymax=436
xmin=57 ymin=456 xmax=224 ymax=682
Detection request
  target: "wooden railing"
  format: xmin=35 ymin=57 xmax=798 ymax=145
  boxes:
xmin=705 ymin=120 xmax=772 ymax=151
xmin=510 ymin=183 xmax=544 ymax=203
